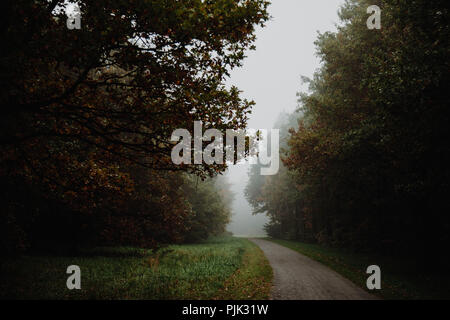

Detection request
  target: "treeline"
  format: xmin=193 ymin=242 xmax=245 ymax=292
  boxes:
xmin=0 ymin=0 xmax=269 ymax=254
xmin=2 ymin=168 xmax=233 ymax=253
xmin=247 ymin=0 xmax=450 ymax=265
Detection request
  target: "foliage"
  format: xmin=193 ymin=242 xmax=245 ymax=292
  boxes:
xmin=245 ymin=112 xmax=312 ymax=241
xmin=0 ymin=0 xmax=269 ymax=253
xmin=183 ymin=175 xmax=233 ymax=242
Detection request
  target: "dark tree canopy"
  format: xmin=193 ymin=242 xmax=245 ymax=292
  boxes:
xmin=2 ymin=0 xmax=269 ymax=174
xmin=0 ymin=0 xmax=269 ymax=253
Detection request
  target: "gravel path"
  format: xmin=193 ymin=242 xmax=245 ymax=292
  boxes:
xmin=250 ymin=238 xmax=377 ymax=300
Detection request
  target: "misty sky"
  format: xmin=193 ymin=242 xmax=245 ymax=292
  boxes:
xmin=226 ymin=0 xmax=345 ymax=237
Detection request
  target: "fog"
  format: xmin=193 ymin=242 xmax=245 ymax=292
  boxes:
xmin=225 ymin=1 xmax=345 ymax=237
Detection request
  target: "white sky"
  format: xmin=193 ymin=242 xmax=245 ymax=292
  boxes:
xmin=226 ymin=0 xmax=346 ymax=236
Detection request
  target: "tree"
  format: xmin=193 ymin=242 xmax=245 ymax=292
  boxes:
xmin=0 ymin=0 xmax=269 ymax=253
xmin=183 ymin=175 xmax=233 ymax=242
xmin=284 ymin=0 xmax=450 ymax=261
xmin=245 ymin=112 xmax=312 ymax=240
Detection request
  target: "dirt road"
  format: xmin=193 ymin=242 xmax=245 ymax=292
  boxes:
xmin=250 ymin=239 xmax=377 ymax=300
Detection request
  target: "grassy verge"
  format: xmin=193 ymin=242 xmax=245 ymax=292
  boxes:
xmin=214 ymin=240 xmax=272 ymax=300
xmin=0 ymin=236 xmax=272 ymax=300
xmin=267 ymin=238 xmax=450 ymax=300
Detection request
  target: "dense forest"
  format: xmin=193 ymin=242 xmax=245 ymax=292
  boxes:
xmin=2 ymin=0 xmax=450 ymax=271
xmin=0 ymin=0 xmax=269 ymax=254
xmin=247 ymin=0 xmax=450 ymax=268
xmin=2 ymin=0 xmax=450 ymax=302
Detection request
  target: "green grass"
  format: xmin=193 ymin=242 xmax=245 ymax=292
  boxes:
xmin=0 ymin=237 xmax=272 ymax=300
xmin=213 ymin=240 xmax=272 ymax=300
xmin=267 ymin=238 xmax=450 ymax=300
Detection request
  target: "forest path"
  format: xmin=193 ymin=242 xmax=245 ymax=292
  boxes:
xmin=249 ymin=238 xmax=377 ymax=300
